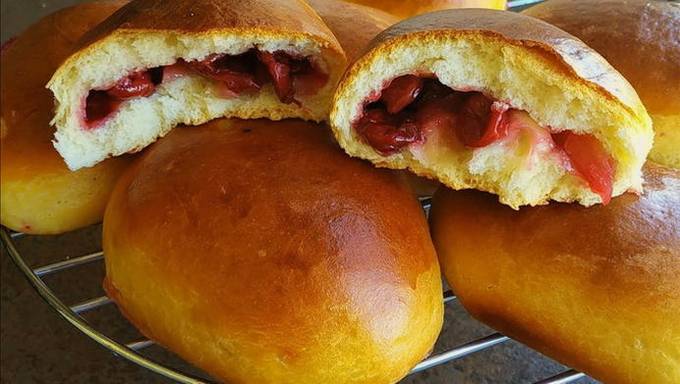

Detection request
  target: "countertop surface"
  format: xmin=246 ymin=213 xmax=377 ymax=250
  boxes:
xmin=1 ymin=1 xmax=590 ymax=383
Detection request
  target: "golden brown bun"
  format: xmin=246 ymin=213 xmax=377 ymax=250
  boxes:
xmin=524 ymin=0 xmax=680 ymax=168
xmin=0 ymin=1 xmax=133 ymax=234
xmin=346 ymin=0 xmax=507 ymax=20
xmin=430 ymin=163 xmax=680 ymax=384
xmin=307 ymin=0 xmax=398 ymax=61
xmin=103 ymin=118 xmax=443 ymax=384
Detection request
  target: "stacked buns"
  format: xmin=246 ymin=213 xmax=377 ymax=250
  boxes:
xmin=0 ymin=0 xmax=395 ymax=234
xmin=4 ymin=1 xmax=679 ymax=383
xmin=96 ymin=1 xmax=444 ymax=383
xmin=422 ymin=3 xmax=679 ymax=382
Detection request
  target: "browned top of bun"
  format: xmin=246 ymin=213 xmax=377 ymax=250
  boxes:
xmin=307 ymin=0 xmax=397 ymax=61
xmin=524 ymin=0 xmax=680 ymax=115
xmin=430 ymin=162 xmax=680 ymax=383
xmin=106 ymin=119 xmax=436 ymax=289
xmin=76 ymin=0 xmax=342 ymax=54
xmin=104 ymin=118 xmax=442 ymax=383
xmin=345 ymin=0 xmax=507 ymax=20
xmin=0 ymin=1 xmax=127 ymax=177
xmin=367 ymin=8 xmax=644 ymax=115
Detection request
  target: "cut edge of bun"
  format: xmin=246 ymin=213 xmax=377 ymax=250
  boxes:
xmin=330 ymin=29 xmax=652 ymax=208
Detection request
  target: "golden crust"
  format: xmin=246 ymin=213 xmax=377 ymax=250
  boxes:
xmin=103 ymin=118 xmax=443 ymax=384
xmin=349 ymin=8 xmax=646 ymax=118
xmin=524 ymin=0 xmax=680 ymax=116
xmin=0 ymin=1 xmax=133 ymax=234
xmin=430 ymin=163 xmax=680 ymax=384
xmin=345 ymin=0 xmax=507 ymax=20
xmin=70 ymin=0 xmax=345 ymax=63
xmin=307 ymin=0 xmax=397 ymax=62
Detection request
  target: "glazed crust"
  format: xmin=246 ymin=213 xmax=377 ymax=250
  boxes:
xmin=307 ymin=0 xmax=397 ymax=61
xmin=74 ymin=0 xmax=343 ymax=57
xmin=103 ymin=118 xmax=443 ymax=384
xmin=0 ymin=1 xmax=132 ymax=234
xmin=430 ymin=163 xmax=680 ymax=384
xmin=359 ymin=8 xmax=644 ymax=117
xmin=345 ymin=0 xmax=507 ymax=20
xmin=524 ymin=0 xmax=680 ymax=115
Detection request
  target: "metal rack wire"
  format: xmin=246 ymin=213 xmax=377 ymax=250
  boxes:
xmin=1 ymin=197 xmax=588 ymax=384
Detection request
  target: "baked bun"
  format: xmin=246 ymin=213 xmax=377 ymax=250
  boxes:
xmin=47 ymin=0 xmax=347 ymax=170
xmin=330 ymin=9 xmax=653 ymax=208
xmin=430 ymin=163 xmax=680 ymax=384
xmin=524 ymin=0 xmax=680 ymax=168
xmin=307 ymin=0 xmax=398 ymax=61
xmin=103 ymin=118 xmax=443 ymax=384
xmin=345 ymin=0 xmax=507 ymax=19
xmin=0 ymin=1 xmax=132 ymax=234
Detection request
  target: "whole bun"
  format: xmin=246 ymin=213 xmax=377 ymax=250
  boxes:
xmin=524 ymin=0 xmax=680 ymax=168
xmin=307 ymin=0 xmax=398 ymax=61
xmin=103 ymin=118 xmax=443 ymax=384
xmin=346 ymin=0 xmax=507 ymax=20
xmin=0 ymin=1 xmax=132 ymax=234
xmin=430 ymin=163 xmax=680 ymax=384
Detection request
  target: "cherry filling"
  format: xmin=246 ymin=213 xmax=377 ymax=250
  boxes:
xmin=553 ymin=132 xmax=615 ymax=204
xmin=82 ymin=49 xmax=327 ymax=128
xmin=84 ymin=67 xmax=162 ymax=127
xmin=354 ymin=75 xmax=616 ymax=203
xmin=184 ymin=50 xmax=265 ymax=96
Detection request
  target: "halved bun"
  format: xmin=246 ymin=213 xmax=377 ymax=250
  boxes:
xmin=430 ymin=163 xmax=680 ymax=384
xmin=48 ymin=0 xmax=346 ymax=170
xmin=330 ymin=9 xmax=653 ymax=208
xmin=103 ymin=118 xmax=443 ymax=384
xmin=346 ymin=0 xmax=507 ymax=19
xmin=524 ymin=0 xmax=680 ymax=168
xmin=0 ymin=1 xmax=132 ymax=234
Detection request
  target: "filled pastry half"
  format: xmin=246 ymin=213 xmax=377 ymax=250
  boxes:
xmin=48 ymin=0 xmax=346 ymax=170
xmin=330 ymin=9 xmax=653 ymax=208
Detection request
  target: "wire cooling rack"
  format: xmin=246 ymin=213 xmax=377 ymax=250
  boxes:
xmin=1 ymin=1 xmax=592 ymax=382
xmin=1 ymin=197 xmax=589 ymax=384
